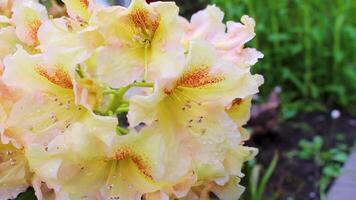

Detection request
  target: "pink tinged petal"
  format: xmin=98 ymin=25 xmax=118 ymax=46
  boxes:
xmin=222 ymin=47 xmax=264 ymax=68
xmin=144 ymin=191 xmax=169 ymax=200
xmin=12 ymin=0 xmax=48 ymax=46
xmin=4 ymin=92 xmax=84 ymax=147
xmin=169 ymin=172 xmax=197 ymax=198
xmin=0 ymin=79 xmax=21 ymax=145
xmin=32 ymin=176 xmax=56 ymax=200
xmin=215 ymin=15 xmax=256 ymax=50
xmin=0 ymin=142 xmax=30 ymax=200
xmin=188 ymin=5 xmax=226 ymax=42
xmin=210 ymin=176 xmax=245 ymax=200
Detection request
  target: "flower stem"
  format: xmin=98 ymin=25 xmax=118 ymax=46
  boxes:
xmin=116 ymin=126 xmax=129 ymax=135
xmin=99 ymin=82 xmax=153 ymax=116
xmin=116 ymin=105 xmax=129 ymax=113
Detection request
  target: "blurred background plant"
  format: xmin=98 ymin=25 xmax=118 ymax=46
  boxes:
xmin=241 ymin=153 xmax=279 ymax=200
xmin=209 ymin=0 xmax=356 ymax=120
xmin=287 ymin=136 xmax=350 ymax=199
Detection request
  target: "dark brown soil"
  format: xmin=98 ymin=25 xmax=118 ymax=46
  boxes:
xmin=246 ymin=112 xmax=356 ymax=200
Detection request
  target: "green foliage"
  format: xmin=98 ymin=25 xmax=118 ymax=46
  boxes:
xmin=241 ymin=153 xmax=279 ymax=200
xmin=290 ymin=136 xmax=350 ymax=200
xmin=15 ymin=188 xmax=37 ymax=200
xmin=209 ymin=0 xmax=356 ymax=119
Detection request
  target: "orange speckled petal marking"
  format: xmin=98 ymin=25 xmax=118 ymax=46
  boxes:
xmin=27 ymin=20 xmax=42 ymax=46
xmin=177 ymin=66 xmax=225 ymax=89
xmin=35 ymin=66 xmax=73 ymax=89
xmin=12 ymin=0 xmax=48 ymax=46
xmin=113 ymin=146 xmax=153 ymax=180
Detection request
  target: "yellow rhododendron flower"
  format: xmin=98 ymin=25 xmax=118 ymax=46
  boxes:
xmin=26 ymin=124 xmax=195 ymax=199
xmin=129 ymin=41 xmax=263 ymax=127
xmin=92 ymin=0 xmax=184 ymax=87
xmin=128 ymin=41 xmax=263 ymax=184
xmin=2 ymin=46 xmax=110 ymax=147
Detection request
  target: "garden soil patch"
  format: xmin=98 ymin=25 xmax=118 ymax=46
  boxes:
xmin=246 ymin=112 xmax=356 ymax=200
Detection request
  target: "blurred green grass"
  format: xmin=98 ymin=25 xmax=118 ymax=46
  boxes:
xmin=207 ymin=0 xmax=356 ymax=119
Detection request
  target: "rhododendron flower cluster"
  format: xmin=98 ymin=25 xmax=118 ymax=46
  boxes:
xmin=0 ymin=0 xmax=264 ymax=199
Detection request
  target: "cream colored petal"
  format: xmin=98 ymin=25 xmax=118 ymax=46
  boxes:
xmin=27 ymin=125 xmax=172 ymax=200
xmin=0 ymin=27 xmax=21 ymax=69
xmin=0 ymin=142 xmax=30 ymax=200
xmin=0 ymin=15 xmax=10 ymax=27
xmin=128 ymin=80 xmax=168 ymax=127
xmin=38 ymin=18 xmax=103 ymax=68
xmin=227 ymin=96 xmax=252 ymax=126
xmin=61 ymin=0 xmax=92 ymax=21
xmin=0 ymin=79 xmax=21 ymax=145
xmin=4 ymin=92 xmax=85 ymax=147
xmin=12 ymin=0 xmax=48 ymax=46
xmin=155 ymin=99 xmax=239 ymax=184
xmin=3 ymin=46 xmax=73 ymax=93
xmin=89 ymin=6 xmax=130 ymax=44
xmin=96 ymin=46 xmax=144 ymax=88
xmin=210 ymin=176 xmax=245 ymax=200
xmin=26 ymin=113 xmax=117 ymax=199
xmin=224 ymin=146 xmax=258 ymax=177
xmin=177 ymin=41 xmax=263 ymax=106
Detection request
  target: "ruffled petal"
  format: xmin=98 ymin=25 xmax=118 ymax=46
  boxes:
xmin=186 ymin=5 xmax=225 ymax=42
xmin=179 ymin=42 xmax=263 ymax=105
xmin=38 ymin=18 xmax=103 ymax=68
xmin=183 ymin=6 xmax=263 ymax=68
xmin=210 ymin=176 xmax=245 ymax=200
